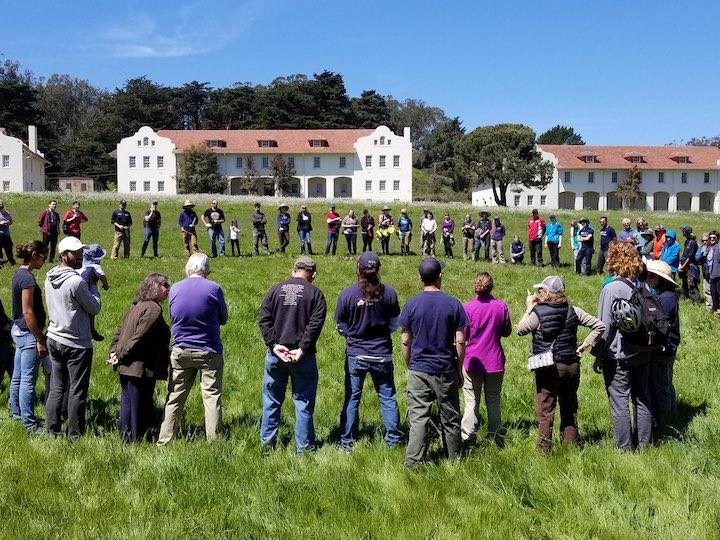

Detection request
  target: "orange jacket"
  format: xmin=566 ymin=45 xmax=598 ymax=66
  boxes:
xmin=652 ymin=234 xmax=665 ymax=260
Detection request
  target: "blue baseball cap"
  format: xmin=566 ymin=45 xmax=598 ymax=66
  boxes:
xmin=358 ymin=251 xmax=380 ymax=270
xmin=419 ymin=257 xmax=445 ymax=281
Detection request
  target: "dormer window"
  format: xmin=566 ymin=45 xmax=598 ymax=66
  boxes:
xmin=380 ymin=136 xmax=385 ymax=145
xmin=206 ymin=139 xmax=227 ymax=148
xmin=631 ymin=156 xmax=643 ymax=163
xmin=143 ymin=137 xmax=149 ymax=146
xmin=309 ymin=139 xmax=328 ymax=148
xmin=623 ymin=152 xmax=645 ymax=164
xmin=578 ymin=151 xmax=597 ymax=163
xmin=585 ymin=155 xmax=596 ymax=163
xmin=258 ymin=139 xmax=278 ymax=148
xmin=670 ymin=153 xmax=691 ymax=164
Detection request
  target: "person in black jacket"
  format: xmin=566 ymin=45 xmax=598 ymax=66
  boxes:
xmin=258 ymin=256 xmax=327 ymax=453
xmin=296 ymin=204 xmax=313 ymax=255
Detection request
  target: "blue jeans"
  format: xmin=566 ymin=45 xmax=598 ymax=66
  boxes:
xmin=298 ymin=230 xmax=312 ymax=253
xmin=9 ymin=325 xmax=40 ymax=431
xmin=325 ymin=231 xmax=338 ymax=255
xmin=260 ymin=350 xmax=318 ymax=452
xmin=208 ymin=228 xmax=225 ymax=256
xmin=340 ymin=356 xmax=403 ymax=449
xmin=141 ymin=227 xmax=159 ymax=257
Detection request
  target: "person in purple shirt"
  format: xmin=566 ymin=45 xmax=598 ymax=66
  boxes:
xmin=461 ymin=272 xmax=511 ymax=444
xmin=335 ymin=251 xmax=403 ymax=451
xmin=618 ymin=218 xmax=635 ymax=243
xmin=157 ymin=253 xmax=228 ymax=445
xmin=441 ymin=213 xmax=455 ymax=258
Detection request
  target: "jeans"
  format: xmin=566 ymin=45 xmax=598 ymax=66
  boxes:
xmin=461 ymin=370 xmax=503 ymax=441
xmin=10 ymin=326 xmax=40 ymax=431
xmin=576 ymin=246 xmax=593 ymax=276
xmin=120 ymin=375 xmax=157 ymax=442
xmin=362 ymin=234 xmax=373 ymax=252
xmin=141 ymin=227 xmax=159 ymax=257
xmin=344 ymin=233 xmax=357 ymax=255
xmin=596 ymin=249 xmax=608 ymax=274
xmin=339 ymin=356 xmax=403 ymax=449
xmin=260 ymin=350 xmax=318 ymax=452
xmin=325 ymin=231 xmax=338 ymax=255
xmin=380 ymin=235 xmax=390 ymax=255
xmin=529 ymin=239 xmax=544 ymax=266
xmin=0 ymin=235 xmax=15 ymax=264
xmin=208 ymin=227 xmax=225 ymax=257
xmin=46 ymin=339 xmax=93 ymax=441
xmin=253 ymin=229 xmax=270 ymax=255
xmin=298 ymin=230 xmax=312 ymax=254
xmin=443 ymin=235 xmax=453 ymax=257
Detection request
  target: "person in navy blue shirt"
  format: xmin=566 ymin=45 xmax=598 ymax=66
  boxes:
xmin=596 ymin=216 xmax=616 ymax=274
xmin=575 ymin=217 xmax=594 ymax=276
xmin=399 ymin=257 xmax=468 ymax=468
xmin=679 ymin=226 xmax=702 ymax=304
xmin=335 ymin=251 xmax=403 ymax=451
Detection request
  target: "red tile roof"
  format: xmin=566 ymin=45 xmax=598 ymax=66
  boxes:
xmin=157 ymin=129 xmax=374 ymax=154
xmin=538 ymin=145 xmax=720 ymax=170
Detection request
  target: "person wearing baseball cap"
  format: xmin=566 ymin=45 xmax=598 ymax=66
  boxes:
xmin=398 ymin=257 xmax=468 ymax=468
xmin=141 ymin=201 xmax=162 ymax=258
xmin=178 ymin=201 xmax=199 ymax=257
xmin=678 ymin=226 xmax=701 ymax=304
xmin=110 ymin=199 xmax=133 ymax=260
xmin=258 ymin=256 xmax=327 ymax=453
xmin=518 ymin=276 xmax=605 ymax=453
xmin=44 ymin=235 xmax=101 ymax=441
xmin=335 ymin=251 xmax=402 ymax=451
xmin=698 ymin=231 xmax=713 ymax=311
xmin=251 ymin=202 xmax=271 ymax=255
xmin=575 ymin=217 xmax=594 ymax=276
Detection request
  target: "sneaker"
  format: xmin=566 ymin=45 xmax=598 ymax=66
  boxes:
xmin=92 ymin=331 xmax=105 ymax=342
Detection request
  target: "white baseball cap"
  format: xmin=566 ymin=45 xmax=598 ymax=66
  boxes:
xmin=58 ymin=236 xmax=86 ymax=253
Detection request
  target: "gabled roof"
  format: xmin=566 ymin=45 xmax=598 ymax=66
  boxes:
xmin=157 ymin=129 xmax=374 ymax=154
xmin=539 ymin=145 xmax=720 ymax=170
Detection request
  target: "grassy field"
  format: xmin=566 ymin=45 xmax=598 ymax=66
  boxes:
xmin=1 ymin=192 xmax=720 ymax=538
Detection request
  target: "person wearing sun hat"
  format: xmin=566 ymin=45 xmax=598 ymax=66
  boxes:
xmin=377 ymin=205 xmax=393 ymax=255
xmin=178 ymin=200 xmax=199 ymax=257
xmin=80 ymin=243 xmax=110 ymax=342
xmin=644 ymin=260 xmax=680 ymax=434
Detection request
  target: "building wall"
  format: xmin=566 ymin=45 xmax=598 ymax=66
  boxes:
xmin=0 ymin=131 xmax=46 ymax=192
xmin=116 ymin=126 xmax=177 ymax=195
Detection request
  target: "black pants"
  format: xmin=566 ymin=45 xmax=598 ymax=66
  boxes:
xmin=43 ymin=232 xmax=58 ymax=263
xmin=119 ymin=375 xmax=157 ymax=442
xmin=576 ymin=247 xmax=593 ymax=276
xmin=711 ymin=277 xmax=720 ymax=311
xmin=345 ymin=234 xmax=357 ymax=255
xmin=381 ymin=236 xmax=390 ymax=255
xmin=362 ymin=234 xmax=373 ymax=252
xmin=482 ymin=236 xmax=491 ymax=261
xmin=443 ymin=236 xmax=453 ymax=257
xmin=0 ymin=235 xmax=14 ymax=264
xmin=547 ymin=242 xmax=560 ymax=267
xmin=529 ymin=239 xmax=543 ymax=266
xmin=277 ymin=230 xmax=289 ymax=253
xmin=596 ymin=249 xmax=608 ymax=274
xmin=0 ymin=331 xmax=13 ymax=390
xmin=230 ymin=238 xmax=240 ymax=256
xmin=46 ymin=339 xmax=93 ymax=441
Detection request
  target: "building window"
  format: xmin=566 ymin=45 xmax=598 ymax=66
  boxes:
xmin=291 ymin=183 xmax=299 ymax=194
xmin=259 ymin=140 xmax=277 ymax=147
xmin=387 ymin=139 xmax=391 ymax=145
xmin=374 ymin=139 xmax=377 ymax=145
xmin=681 ymin=172 xmax=688 ymax=184
xmin=129 ymin=156 xmax=136 ymax=168
xmin=339 ymin=156 xmax=346 ymax=169
xmin=631 ymin=156 xmax=643 ymax=163
xmin=540 ymin=195 xmax=547 ymax=206
xmin=129 ymin=181 xmax=137 ymax=192
xmin=564 ymin=171 xmax=571 ymax=183
xmin=514 ymin=195 xmax=521 ymax=207
xmin=379 ymin=180 xmax=386 ymax=191
xmin=393 ymin=155 xmax=400 ymax=167
xmin=137 ymin=140 xmax=141 ymax=146
xmin=612 ymin=172 xmax=618 ymax=183
xmin=207 ymin=139 xmax=227 ymax=148
xmin=705 ymin=172 xmax=710 ymax=184
xmin=365 ymin=180 xmax=372 ymax=191
xmin=677 ymin=156 xmax=688 ymax=164
xmin=288 ymin=156 xmax=295 ymax=168
xmin=527 ymin=195 xmax=534 ymax=206
xmin=262 ymin=156 xmax=269 ymax=169
xmin=365 ymin=155 xmax=372 ymax=167
xmin=588 ymin=172 xmax=594 ymax=183
xmin=1 ymin=155 xmax=9 ymax=168
xmin=143 ymin=181 xmax=150 ymax=192
xmin=158 ymin=181 xmax=165 ymax=192
xmin=236 ymin=156 xmax=243 ymax=169
xmin=380 ymin=136 xmax=385 ymax=145
xmin=65 ymin=183 xmax=71 ymax=191
xmin=658 ymin=172 xmax=665 ymax=184
xmin=379 ymin=155 xmax=386 ymax=167
xmin=157 ymin=156 xmax=164 ymax=168
xmin=393 ymin=180 xmax=400 ymax=191
xmin=143 ymin=156 xmax=150 ymax=168
xmin=80 ymin=183 xmax=87 ymax=192
xmin=143 ymin=137 xmax=149 ymax=146
xmin=585 ymin=155 xmax=596 ymax=163
xmin=151 ymin=140 xmax=155 ymax=146
xmin=309 ymin=139 xmax=326 ymax=148
xmin=313 ymin=156 xmax=320 ymax=168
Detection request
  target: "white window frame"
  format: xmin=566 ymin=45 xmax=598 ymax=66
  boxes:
xmin=681 ymin=172 xmax=688 ymax=184
xmin=393 ymin=155 xmax=400 ymax=167
xmin=129 ymin=156 xmax=136 ymax=168
xmin=658 ymin=171 xmax=665 ymax=184
xmin=129 ymin=181 xmax=137 ymax=192
xmin=157 ymin=156 xmax=164 ymax=169
xmin=379 ymin=180 xmax=386 ymax=191
xmin=339 ymin=156 xmax=346 ymax=169
xmin=585 ymin=155 xmax=596 ymax=163
xmin=1 ymin=155 xmax=9 ymax=168
xmin=540 ymin=195 xmax=547 ymax=206
xmin=704 ymin=172 xmax=711 ymax=184
xmin=158 ymin=181 xmax=165 ymax=192
xmin=393 ymin=180 xmax=400 ymax=191
xmin=564 ymin=171 xmax=571 ymax=183
xmin=612 ymin=171 xmax=618 ymax=183
xmin=514 ymin=195 xmax=521 ymax=207
xmin=365 ymin=179 xmax=372 ymax=191
xmin=313 ymin=156 xmax=321 ymax=169
xmin=379 ymin=155 xmax=386 ymax=167
xmin=527 ymin=195 xmax=534 ymax=206
xmin=143 ymin=181 xmax=151 ymax=192
xmin=632 ymin=156 xmax=643 ymax=163
xmin=365 ymin=155 xmax=372 ymax=167
xmin=236 ymin=156 xmax=243 ymax=169
xmin=143 ymin=156 xmax=150 ymax=168
xmin=588 ymin=172 xmax=594 ymax=183
xmin=143 ymin=137 xmax=149 ymax=146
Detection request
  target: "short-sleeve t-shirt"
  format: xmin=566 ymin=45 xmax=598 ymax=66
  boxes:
xmin=335 ymin=282 xmax=400 ymax=360
xmin=204 ymin=208 xmax=225 ymax=231
xmin=397 ymin=290 xmax=469 ymax=373
xmin=580 ymin=225 xmax=594 ymax=248
xmin=12 ymin=268 xmax=46 ymax=331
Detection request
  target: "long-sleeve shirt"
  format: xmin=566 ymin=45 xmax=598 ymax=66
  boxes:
xmin=259 ymin=277 xmax=327 ymax=354
xmin=277 ymin=213 xmax=291 ymax=231
xmin=178 ymin=210 xmax=198 ymax=232
xmin=463 ymin=294 xmax=511 ymax=373
xmin=441 ymin=219 xmax=455 ymax=235
xmin=660 ymin=242 xmax=681 ymax=272
xmin=169 ymin=276 xmax=228 ymax=354
xmin=252 ymin=211 xmax=267 ymax=232
xmin=421 ymin=218 xmax=437 ymax=234
xmin=517 ymin=305 xmax=605 ymax=352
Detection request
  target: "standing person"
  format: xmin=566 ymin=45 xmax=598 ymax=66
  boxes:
xmin=460 ymin=214 xmax=476 ymax=261
xmin=518 ymin=276 xmax=605 ymax=452
xmin=108 ymin=273 xmax=171 ymax=442
xmin=251 ymin=202 xmax=271 ymax=255
xmin=461 ymin=272 xmax=511 ymax=444
xmin=110 ymin=199 xmax=132 ymax=260
xmin=297 ymin=204 xmax=313 ymax=255
xmin=475 ymin=211 xmax=491 ymax=262
xmin=575 ymin=217 xmax=594 ymax=276
xmin=37 ymin=200 xmax=60 ymax=263
xmin=0 ymin=200 xmax=15 ymax=265
xmin=399 ymin=257 xmax=468 ymax=469
xmin=79 ymin=244 xmax=109 ymax=342
xmin=596 ymin=216 xmax=617 ymax=274
xmin=419 ymin=208 xmax=430 ymax=253
xmin=659 ymin=230 xmax=680 ymax=277
xmin=706 ymin=231 xmax=720 ymax=315
xmin=697 ymin=232 xmax=713 ymax=311
xmin=421 ymin=211 xmax=437 ymax=256
xmin=595 ymin=241 xmax=653 ymax=451
xmin=635 ymin=219 xmax=654 ymax=260
xmin=157 ymin=253 xmax=228 ymax=445
xmin=652 ymin=225 xmax=666 ymax=261
xmin=511 ymin=235 xmax=525 ymax=264
xmin=325 ymin=204 xmax=342 ymax=256
xmin=570 ymin=219 xmax=580 ymax=262
xmin=441 ymin=213 xmax=455 ymax=258
xmin=360 ymin=209 xmax=374 ymax=253
xmin=378 ymin=206 xmax=394 ymax=256
xmin=397 ymin=208 xmax=413 ymax=256
xmin=141 ymin=201 xmax=161 ymax=258
xmin=0 ymin=297 xmax=13 ymax=393
xmin=44 ymin=236 xmax=101 ymax=441
xmin=10 ymin=241 xmax=48 ymax=432
xmin=63 ymin=201 xmax=88 ymax=239
xmin=336 ymin=252 xmax=402 ymax=451
xmin=258 ymin=256 xmax=327 ymax=453
xmin=341 ymin=209 xmax=359 ymax=255
xmin=527 ymin=209 xmax=545 ymax=267
xmin=545 ymin=214 xmax=563 ymax=268
xmin=178 ymin=200 xmax=199 ymax=257
xmin=229 ymin=220 xmax=240 ymax=256
xmin=276 ymin=205 xmax=291 ymax=254
xmin=679 ymin=226 xmax=701 ymax=304
xmin=490 ymin=216 xmax=506 ymax=264
xmin=644 ymin=261 xmax=680 ymax=435
xmin=618 ymin=218 xmax=635 ymax=242
xmin=203 ymin=199 xmax=226 ymax=257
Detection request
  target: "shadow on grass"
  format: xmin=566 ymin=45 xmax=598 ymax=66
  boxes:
xmin=660 ymin=399 xmax=708 ymax=442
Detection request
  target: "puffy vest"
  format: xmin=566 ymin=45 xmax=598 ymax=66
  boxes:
xmin=531 ymin=302 xmax=579 ymax=363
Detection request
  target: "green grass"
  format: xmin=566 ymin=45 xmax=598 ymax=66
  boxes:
xmin=1 ymin=192 xmax=720 ymax=538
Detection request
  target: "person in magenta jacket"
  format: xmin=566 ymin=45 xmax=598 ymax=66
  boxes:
xmin=461 ymin=272 xmax=512 ymax=443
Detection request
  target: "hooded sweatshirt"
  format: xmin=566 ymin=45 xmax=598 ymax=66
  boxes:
xmin=45 ymin=265 xmax=101 ymax=349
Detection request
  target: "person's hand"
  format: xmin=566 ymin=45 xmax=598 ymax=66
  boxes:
xmin=36 ymin=340 xmax=48 ymax=358
xmin=592 ymin=357 xmax=604 ymax=374
xmin=525 ymin=291 xmax=537 ymax=311
xmin=576 ymin=343 xmax=589 ymax=356
xmin=102 ymin=283 xmax=109 ymax=291
xmin=288 ymin=348 xmax=304 ymax=363
xmin=272 ymin=344 xmax=292 ymax=362
xmin=107 ymin=352 xmax=118 ymax=365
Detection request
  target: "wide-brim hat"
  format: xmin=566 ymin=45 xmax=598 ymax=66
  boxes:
xmin=83 ymin=243 xmax=107 ymax=263
xmin=645 ymin=260 xmax=677 ymax=289
xmin=579 ymin=217 xmax=590 ymax=224
xmin=182 ymin=200 xmax=195 ymax=208
xmin=382 ymin=205 xmax=391 ymax=211
xmin=479 ymin=210 xmax=489 ymax=217
xmin=278 ymin=204 xmax=289 ymax=211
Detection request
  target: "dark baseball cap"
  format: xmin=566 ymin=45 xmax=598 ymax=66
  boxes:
xmin=418 ymin=257 xmax=445 ymax=282
xmin=358 ymin=251 xmax=381 ymax=270
xmin=294 ymin=256 xmax=316 ymax=271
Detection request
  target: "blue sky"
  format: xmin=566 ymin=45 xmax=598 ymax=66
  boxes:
xmin=3 ymin=0 xmax=720 ymax=144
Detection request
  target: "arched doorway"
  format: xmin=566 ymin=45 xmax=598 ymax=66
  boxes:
xmin=607 ymin=191 xmax=622 ymax=210
xmin=676 ymin=192 xmax=692 ymax=211
xmin=631 ymin=192 xmax=647 ymax=211
xmin=558 ymin=191 xmax=575 ymax=210
xmin=308 ymin=177 xmax=326 ymax=198
xmin=653 ymin=191 xmax=669 ymax=212
xmin=700 ymin=192 xmax=715 ymax=212
xmin=334 ymin=176 xmax=352 ymax=198
xmin=583 ymin=191 xmax=599 ymax=211
xmin=282 ymin=177 xmax=301 ymax=197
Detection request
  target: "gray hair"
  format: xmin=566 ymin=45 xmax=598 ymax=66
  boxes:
xmin=134 ymin=273 xmax=169 ymax=303
xmin=185 ymin=253 xmax=210 ymax=277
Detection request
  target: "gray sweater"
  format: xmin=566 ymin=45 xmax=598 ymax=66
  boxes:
xmin=45 ymin=265 xmax=101 ymax=349
xmin=596 ymin=278 xmax=639 ymax=360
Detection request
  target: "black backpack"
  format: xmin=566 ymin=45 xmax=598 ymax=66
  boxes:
xmin=611 ymin=278 xmax=671 ymax=350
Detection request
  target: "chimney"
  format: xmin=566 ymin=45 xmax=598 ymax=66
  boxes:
xmin=28 ymin=125 xmax=37 ymax=152
xmin=403 ymin=126 xmax=410 ymax=139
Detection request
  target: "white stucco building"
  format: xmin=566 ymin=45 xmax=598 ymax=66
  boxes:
xmin=472 ymin=145 xmax=720 ymax=213
xmin=116 ymin=125 xmax=413 ymax=201
xmin=0 ymin=126 xmax=49 ymax=193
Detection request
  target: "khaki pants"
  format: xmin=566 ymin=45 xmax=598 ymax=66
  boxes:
xmin=111 ymin=230 xmax=130 ymax=259
xmin=461 ymin=370 xmax=504 ymax=441
xmin=157 ymin=348 xmax=224 ymax=445
xmin=490 ymin=239 xmax=505 ymax=263
xmin=182 ymin=231 xmax=199 ymax=256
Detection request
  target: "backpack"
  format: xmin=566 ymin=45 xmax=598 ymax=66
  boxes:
xmin=610 ymin=278 xmax=671 ymax=350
